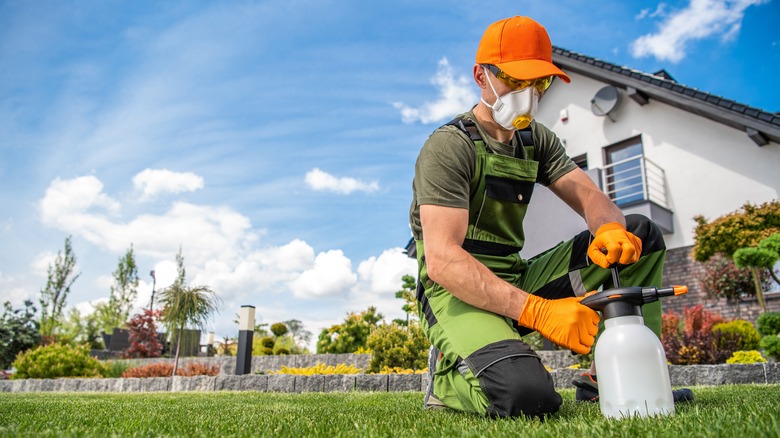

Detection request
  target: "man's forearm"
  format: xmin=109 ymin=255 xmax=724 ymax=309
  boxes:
xmin=425 ymin=243 xmax=526 ymax=319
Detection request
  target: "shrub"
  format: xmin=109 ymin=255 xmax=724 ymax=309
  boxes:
xmin=262 ymin=348 xmax=274 ymax=356
xmin=269 ymin=363 xmax=361 ymax=375
xmin=317 ymin=307 xmax=383 ymax=354
xmin=275 ymin=348 xmax=289 ymax=355
xmin=712 ymin=320 xmax=761 ymax=351
xmin=726 ymin=350 xmax=767 ymax=364
xmin=102 ymin=360 xmax=133 ymax=378
xmin=692 ymin=200 xmax=780 ymax=262
xmin=0 ymin=300 xmax=41 ymax=370
xmin=121 ymin=361 xmax=219 ymax=378
xmin=366 ymin=322 xmax=430 ymax=373
xmin=270 ymin=323 xmax=288 ymax=338
xmin=760 ymin=335 xmax=780 ymax=361
xmin=12 ymin=344 xmax=105 ymax=379
xmin=177 ymin=362 xmax=219 ymax=377
xmin=662 ymin=305 xmax=732 ymax=364
xmin=122 ymin=362 xmax=173 ymax=378
xmin=696 ymin=253 xmax=758 ymax=301
xmin=756 ymin=312 xmax=780 ymax=336
xmin=261 ymin=337 xmax=275 ymax=348
xmin=374 ymin=366 xmax=427 ymax=375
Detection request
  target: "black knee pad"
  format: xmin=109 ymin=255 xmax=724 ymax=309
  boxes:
xmin=625 ymin=214 xmax=666 ymax=255
xmin=478 ymin=354 xmax=562 ymax=419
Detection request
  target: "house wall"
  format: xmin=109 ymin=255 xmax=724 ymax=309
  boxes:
xmin=532 ymin=71 xmax=780 ymax=252
xmin=662 ymin=245 xmax=780 ymax=322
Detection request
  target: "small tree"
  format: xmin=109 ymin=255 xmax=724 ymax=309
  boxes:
xmin=733 ymin=234 xmax=780 ymax=313
xmin=0 ymin=300 xmax=41 ymax=370
xmin=39 ymin=236 xmax=80 ymax=341
xmin=59 ymin=307 xmax=102 ymax=349
xmin=271 ymin=322 xmax=289 ymax=338
xmin=96 ymin=246 xmax=140 ymax=333
xmin=282 ymin=319 xmax=312 ymax=353
xmin=123 ymin=309 xmax=163 ymax=358
xmin=158 ymin=248 xmax=222 ymax=376
xmin=393 ymin=275 xmax=417 ymax=327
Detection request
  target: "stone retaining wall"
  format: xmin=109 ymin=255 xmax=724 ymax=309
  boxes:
xmin=92 ymin=351 xmax=576 ymax=375
xmin=2 ymin=363 xmax=778 ymax=394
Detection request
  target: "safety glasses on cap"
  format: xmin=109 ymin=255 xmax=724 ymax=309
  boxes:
xmin=484 ymin=64 xmax=554 ymax=93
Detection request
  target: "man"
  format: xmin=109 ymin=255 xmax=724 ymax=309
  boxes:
xmin=409 ymin=16 xmax=686 ymax=418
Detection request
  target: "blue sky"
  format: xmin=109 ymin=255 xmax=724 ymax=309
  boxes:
xmin=1 ymin=0 xmax=778 ymax=348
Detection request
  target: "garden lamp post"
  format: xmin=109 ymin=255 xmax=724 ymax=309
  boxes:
xmin=149 ymin=270 xmax=156 ymax=311
xmin=235 ymin=305 xmax=255 ymax=375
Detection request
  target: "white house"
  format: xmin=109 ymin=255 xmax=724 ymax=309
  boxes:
xmin=522 ymin=47 xmax=780 ymax=320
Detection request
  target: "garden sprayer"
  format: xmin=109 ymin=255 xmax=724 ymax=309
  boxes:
xmin=580 ymin=265 xmax=688 ymax=418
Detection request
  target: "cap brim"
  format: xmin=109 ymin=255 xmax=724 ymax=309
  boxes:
xmin=496 ymin=59 xmax=571 ymax=83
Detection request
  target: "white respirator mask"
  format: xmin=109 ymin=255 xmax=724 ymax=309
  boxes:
xmin=481 ymin=66 xmax=540 ymax=130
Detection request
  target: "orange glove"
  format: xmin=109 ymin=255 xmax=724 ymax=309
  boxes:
xmin=587 ymin=222 xmax=643 ymax=268
xmin=518 ymin=294 xmax=600 ymax=354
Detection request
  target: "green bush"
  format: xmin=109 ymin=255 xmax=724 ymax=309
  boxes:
xmin=270 ymin=323 xmax=288 ymax=337
xmin=12 ymin=343 xmax=106 ymax=379
xmin=726 ymin=350 xmax=767 ymax=364
xmin=261 ymin=337 xmax=275 ymax=348
xmin=275 ymin=348 xmax=289 ymax=355
xmin=756 ymin=312 xmax=780 ymax=336
xmin=712 ymin=320 xmax=761 ymax=351
xmin=262 ymin=348 xmax=274 ymax=356
xmin=102 ymin=360 xmax=133 ymax=378
xmin=366 ymin=322 xmax=430 ymax=373
xmin=760 ymin=335 xmax=780 ymax=361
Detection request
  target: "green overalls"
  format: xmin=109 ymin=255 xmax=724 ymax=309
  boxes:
xmin=415 ymin=118 xmax=666 ymax=418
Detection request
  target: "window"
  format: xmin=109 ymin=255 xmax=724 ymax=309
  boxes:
xmin=571 ymin=153 xmax=588 ymax=170
xmin=604 ymin=136 xmax=644 ymax=206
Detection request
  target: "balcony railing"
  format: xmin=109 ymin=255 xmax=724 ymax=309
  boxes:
xmin=600 ymin=154 xmax=670 ymax=210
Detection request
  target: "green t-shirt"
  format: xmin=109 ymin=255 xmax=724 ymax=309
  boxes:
xmin=409 ymin=111 xmax=577 ymax=240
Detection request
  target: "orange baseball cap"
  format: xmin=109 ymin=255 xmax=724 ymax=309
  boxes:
xmin=476 ymin=16 xmax=571 ymax=83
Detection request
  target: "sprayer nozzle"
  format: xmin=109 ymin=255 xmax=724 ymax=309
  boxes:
xmin=673 ymin=285 xmax=688 ymax=296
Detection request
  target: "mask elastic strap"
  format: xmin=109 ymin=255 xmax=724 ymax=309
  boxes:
xmin=481 ymin=66 xmax=501 ymax=109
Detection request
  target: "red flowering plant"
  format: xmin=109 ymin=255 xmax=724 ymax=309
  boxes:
xmin=662 ymin=305 xmax=739 ymax=364
xmin=123 ymin=309 xmax=163 ymax=358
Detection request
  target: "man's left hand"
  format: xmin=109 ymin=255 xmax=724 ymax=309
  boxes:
xmin=587 ymin=222 xmax=642 ymax=268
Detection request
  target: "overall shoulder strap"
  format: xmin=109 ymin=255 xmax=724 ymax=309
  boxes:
xmin=516 ymin=126 xmax=535 ymax=160
xmin=444 ymin=117 xmax=482 ymax=142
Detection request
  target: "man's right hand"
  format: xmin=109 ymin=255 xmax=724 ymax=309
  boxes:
xmin=518 ymin=294 xmax=600 ymax=354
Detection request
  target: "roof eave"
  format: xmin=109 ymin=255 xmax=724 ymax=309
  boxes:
xmin=552 ymin=51 xmax=780 ymax=146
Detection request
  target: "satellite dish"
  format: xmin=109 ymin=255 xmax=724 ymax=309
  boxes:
xmin=591 ymin=85 xmax=622 ymax=121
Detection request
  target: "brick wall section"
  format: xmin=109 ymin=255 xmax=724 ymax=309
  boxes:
xmin=662 ymin=245 xmax=780 ymax=323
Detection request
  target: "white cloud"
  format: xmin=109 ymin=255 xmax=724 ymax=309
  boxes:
xmin=636 ymin=4 xmax=668 ymax=20
xmin=133 ymin=168 xmax=205 ymax=201
xmin=39 ymin=176 xmax=120 ymax=221
xmin=290 ymin=250 xmax=357 ymax=298
xmin=393 ymin=57 xmax=478 ymax=124
xmin=631 ymin=0 xmax=768 ymax=63
xmin=349 ymin=247 xmax=418 ymax=321
xmin=304 ymin=168 xmax=379 ymax=194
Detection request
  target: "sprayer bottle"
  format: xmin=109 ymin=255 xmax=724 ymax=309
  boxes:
xmin=580 ymin=267 xmax=688 ymax=419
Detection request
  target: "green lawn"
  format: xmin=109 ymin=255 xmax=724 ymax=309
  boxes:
xmin=1 ymin=385 xmax=779 ymax=437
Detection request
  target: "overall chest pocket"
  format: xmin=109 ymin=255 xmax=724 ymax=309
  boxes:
xmin=485 ymin=175 xmax=534 ymax=204
xmin=470 ymin=155 xmax=539 ymax=246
